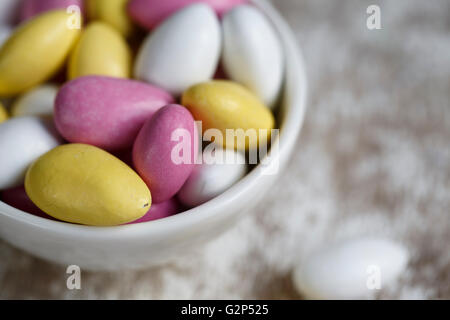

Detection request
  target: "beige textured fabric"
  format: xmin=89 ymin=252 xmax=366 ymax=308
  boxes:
xmin=0 ymin=0 xmax=449 ymax=299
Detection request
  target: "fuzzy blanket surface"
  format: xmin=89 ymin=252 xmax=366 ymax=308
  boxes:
xmin=0 ymin=0 xmax=449 ymax=299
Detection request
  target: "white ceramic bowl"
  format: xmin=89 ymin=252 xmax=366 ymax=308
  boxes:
xmin=0 ymin=0 xmax=307 ymax=271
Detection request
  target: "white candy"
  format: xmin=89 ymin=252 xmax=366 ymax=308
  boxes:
xmin=0 ymin=26 xmax=12 ymax=48
xmin=0 ymin=0 xmax=20 ymax=26
xmin=222 ymin=5 xmax=284 ymax=109
xmin=0 ymin=116 xmax=62 ymax=189
xmin=11 ymin=84 xmax=59 ymax=117
xmin=292 ymin=237 xmax=409 ymax=299
xmin=134 ymin=4 xmax=221 ymax=96
xmin=178 ymin=148 xmax=247 ymax=207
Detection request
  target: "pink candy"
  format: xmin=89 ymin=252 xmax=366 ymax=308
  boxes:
xmin=133 ymin=104 xmax=198 ymax=203
xmin=54 ymin=76 xmax=174 ymax=151
xmin=128 ymin=0 xmax=247 ymax=30
xmin=20 ymin=0 xmax=85 ymax=22
xmin=128 ymin=198 xmax=183 ymax=224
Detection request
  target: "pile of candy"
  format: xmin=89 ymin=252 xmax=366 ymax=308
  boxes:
xmin=0 ymin=0 xmax=284 ymax=226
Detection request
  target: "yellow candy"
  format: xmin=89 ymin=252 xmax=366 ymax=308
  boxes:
xmin=87 ymin=0 xmax=135 ymax=38
xmin=68 ymin=22 xmax=131 ymax=80
xmin=25 ymin=144 xmax=151 ymax=226
xmin=182 ymin=80 xmax=276 ymax=150
xmin=0 ymin=11 xmax=80 ymax=97
xmin=0 ymin=102 xmax=8 ymax=123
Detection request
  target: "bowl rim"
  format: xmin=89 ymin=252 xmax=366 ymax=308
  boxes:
xmin=0 ymin=0 xmax=308 ymax=238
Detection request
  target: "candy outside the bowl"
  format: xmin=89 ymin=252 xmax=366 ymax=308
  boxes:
xmin=25 ymin=144 xmax=151 ymax=226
